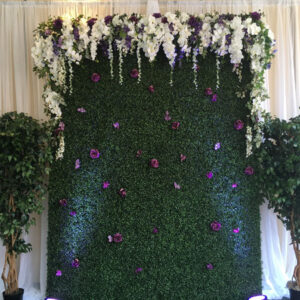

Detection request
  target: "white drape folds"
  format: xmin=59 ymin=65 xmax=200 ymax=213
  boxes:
xmin=0 ymin=0 xmax=299 ymax=299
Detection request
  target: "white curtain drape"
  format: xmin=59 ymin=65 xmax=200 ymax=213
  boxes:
xmin=0 ymin=0 xmax=299 ymax=299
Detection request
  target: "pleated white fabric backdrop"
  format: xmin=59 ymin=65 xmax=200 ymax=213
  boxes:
xmin=0 ymin=0 xmax=300 ymax=299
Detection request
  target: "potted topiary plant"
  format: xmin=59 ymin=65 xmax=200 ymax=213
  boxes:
xmin=255 ymin=113 xmax=300 ymax=300
xmin=0 ymin=112 xmax=53 ymax=300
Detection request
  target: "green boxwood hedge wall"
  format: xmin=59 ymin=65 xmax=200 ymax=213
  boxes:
xmin=47 ymin=51 xmax=261 ymax=300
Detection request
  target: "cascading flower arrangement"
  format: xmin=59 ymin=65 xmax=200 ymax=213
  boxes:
xmin=32 ymin=12 xmax=275 ymax=160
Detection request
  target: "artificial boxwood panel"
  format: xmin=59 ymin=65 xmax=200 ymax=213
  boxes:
xmin=47 ymin=51 xmax=261 ymax=300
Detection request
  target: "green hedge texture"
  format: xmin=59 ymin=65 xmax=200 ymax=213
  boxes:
xmin=47 ymin=51 xmax=262 ymax=300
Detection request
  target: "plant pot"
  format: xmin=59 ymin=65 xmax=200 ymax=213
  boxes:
xmin=2 ymin=288 xmax=24 ymax=300
xmin=290 ymin=288 xmax=300 ymax=300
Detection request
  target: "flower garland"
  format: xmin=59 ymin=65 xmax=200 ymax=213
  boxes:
xmin=32 ymin=12 xmax=275 ymax=159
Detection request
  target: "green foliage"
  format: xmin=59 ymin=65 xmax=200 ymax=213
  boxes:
xmin=255 ymin=114 xmax=300 ymax=243
xmin=47 ymin=51 xmax=262 ymax=299
xmin=0 ymin=112 xmax=53 ymax=255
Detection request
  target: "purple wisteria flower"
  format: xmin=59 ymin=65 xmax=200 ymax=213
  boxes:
xmin=210 ymin=221 xmax=221 ymax=231
xmin=69 ymin=211 xmax=77 ymax=217
xmin=233 ymin=228 xmax=240 ymax=233
xmin=174 ymin=182 xmax=181 ymax=190
xmin=118 ymin=188 xmax=127 ymax=198
xmin=251 ymin=11 xmax=261 ymax=21
xmin=91 ymin=73 xmax=101 ymax=82
xmin=75 ymin=159 xmax=80 ymax=170
xmin=232 ymin=183 xmax=238 ymax=188
xmin=206 ymin=263 xmax=214 ymax=270
xmin=244 ymin=166 xmax=254 ymax=175
xmin=172 ymin=122 xmax=180 ymax=130
xmin=104 ymin=15 xmax=113 ymax=25
xmin=211 ymin=94 xmax=218 ymax=102
xmin=206 ymin=171 xmax=213 ymax=179
xmin=152 ymin=227 xmax=158 ymax=234
xmin=71 ymin=258 xmax=80 ymax=268
xmin=135 ymin=267 xmax=143 ymax=274
xmin=77 ymin=107 xmax=86 ymax=113
xmin=102 ymin=181 xmax=110 ymax=189
xmin=56 ymin=270 xmax=62 ymax=276
xmin=164 ymin=111 xmax=171 ymax=121
xmin=150 ymin=159 xmax=159 ymax=169
xmin=113 ymin=122 xmax=120 ymax=129
xmin=148 ymin=85 xmax=155 ymax=93
xmin=136 ymin=149 xmax=142 ymax=158
xmin=214 ymin=142 xmax=221 ymax=150
xmin=113 ymin=233 xmax=123 ymax=243
xmin=180 ymin=154 xmax=187 ymax=162
xmin=234 ymin=120 xmax=244 ymax=130
xmin=108 ymin=235 xmax=113 ymax=243
xmin=205 ymin=88 xmax=213 ymax=96
xmin=53 ymin=18 xmax=63 ymax=30
xmin=90 ymin=149 xmax=100 ymax=159
xmin=59 ymin=199 xmax=67 ymax=207
xmin=130 ymin=69 xmax=139 ymax=78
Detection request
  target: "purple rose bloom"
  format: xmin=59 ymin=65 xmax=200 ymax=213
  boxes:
xmin=152 ymin=227 xmax=158 ymax=234
xmin=53 ymin=18 xmax=63 ymax=30
xmin=206 ymin=263 xmax=214 ymax=270
xmin=77 ymin=107 xmax=86 ymax=113
xmin=234 ymin=120 xmax=244 ymax=130
xmin=69 ymin=211 xmax=76 ymax=217
xmin=130 ymin=68 xmax=139 ymax=79
xmin=251 ymin=11 xmax=261 ymax=21
xmin=104 ymin=15 xmax=113 ymax=25
xmin=244 ymin=166 xmax=254 ymax=175
xmin=210 ymin=221 xmax=221 ymax=231
xmin=59 ymin=199 xmax=67 ymax=207
xmin=87 ymin=18 xmax=97 ymax=28
xmin=172 ymin=122 xmax=180 ymax=130
xmin=90 ymin=149 xmax=100 ymax=159
xmin=56 ymin=270 xmax=62 ymax=276
xmin=148 ymin=85 xmax=155 ymax=93
xmin=153 ymin=13 xmax=162 ymax=18
xmin=113 ymin=233 xmax=123 ymax=243
xmin=75 ymin=159 xmax=80 ymax=170
xmin=113 ymin=122 xmax=120 ymax=129
xmin=108 ymin=235 xmax=113 ymax=243
xmin=136 ymin=149 xmax=142 ymax=158
xmin=150 ymin=159 xmax=159 ymax=169
xmin=102 ymin=181 xmax=110 ymax=189
xmin=118 ymin=188 xmax=127 ymax=198
xmin=205 ymin=88 xmax=213 ymax=96
xmin=71 ymin=258 xmax=80 ymax=268
xmin=206 ymin=171 xmax=213 ymax=179
xmin=135 ymin=267 xmax=143 ymax=274
xmin=211 ymin=94 xmax=218 ymax=102
xmin=91 ymin=73 xmax=101 ymax=82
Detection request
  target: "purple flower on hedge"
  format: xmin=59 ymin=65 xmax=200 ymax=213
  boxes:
xmin=113 ymin=122 xmax=120 ymax=129
xmin=91 ymin=73 xmax=101 ymax=82
xmin=214 ymin=142 xmax=221 ymax=150
xmin=104 ymin=15 xmax=113 ymax=25
xmin=211 ymin=94 xmax=218 ymax=102
xmin=172 ymin=122 xmax=180 ymax=130
xmin=233 ymin=228 xmax=240 ymax=233
xmin=150 ymin=159 xmax=159 ymax=169
xmin=206 ymin=263 xmax=214 ymax=270
xmin=174 ymin=182 xmax=181 ymax=190
xmin=206 ymin=171 xmax=213 ymax=179
xmin=210 ymin=221 xmax=221 ymax=231
xmin=56 ymin=270 xmax=62 ymax=276
xmin=251 ymin=11 xmax=261 ymax=21
xmin=53 ymin=18 xmax=63 ymax=30
xmin=180 ymin=154 xmax=187 ymax=162
xmin=59 ymin=199 xmax=67 ymax=207
xmin=108 ymin=235 xmax=113 ymax=243
xmin=90 ymin=149 xmax=100 ymax=159
xmin=205 ymin=88 xmax=213 ymax=96
xmin=87 ymin=18 xmax=97 ymax=28
xmin=102 ymin=181 xmax=110 ymax=189
xmin=69 ymin=211 xmax=76 ymax=217
xmin=72 ymin=258 xmax=80 ymax=268
xmin=148 ymin=85 xmax=155 ymax=93
xmin=75 ymin=159 xmax=80 ymax=170
xmin=244 ymin=166 xmax=254 ymax=175
xmin=164 ymin=111 xmax=171 ymax=121
xmin=152 ymin=13 xmax=162 ymax=18
xmin=113 ymin=233 xmax=123 ymax=243
xmin=118 ymin=188 xmax=127 ymax=198
xmin=130 ymin=68 xmax=139 ymax=78
xmin=77 ymin=107 xmax=86 ymax=113
xmin=234 ymin=120 xmax=244 ymax=130
xmin=153 ymin=227 xmax=158 ymax=234
xmin=135 ymin=267 xmax=143 ymax=274
xmin=232 ymin=183 xmax=238 ymax=188
xmin=136 ymin=149 xmax=142 ymax=158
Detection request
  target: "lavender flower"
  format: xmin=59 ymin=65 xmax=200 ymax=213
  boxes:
xmin=135 ymin=267 xmax=143 ymax=274
xmin=56 ymin=270 xmax=62 ymax=276
xmin=113 ymin=122 xmax=120 ymax=129
xmin=206 ymin=171 xmax=213 ymax=179
xmin=102 ymin=181 xmax=110 ymax=189
xmin=211 ymin=94 xmax=218 ymax=102
xmin=174 ymin=182 xmax=181 ymax=190
xmin=206 ymin=263 xmax=214 ymax=270
xmin=75 ymin=159 xmax=80 ymax=170
xmin=108 ymin=235 xmax=113 ymax=243
xmin=214 ymin=142 xmax=221 ymax=150
xmin=69 ymin=211 xmax=76 ymax=217
xmin=153 ymin=227 xmax=158 ymax=234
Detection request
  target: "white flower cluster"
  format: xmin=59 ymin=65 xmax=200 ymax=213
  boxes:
xmin=32 ymin=12 xmax=275 ymax=158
